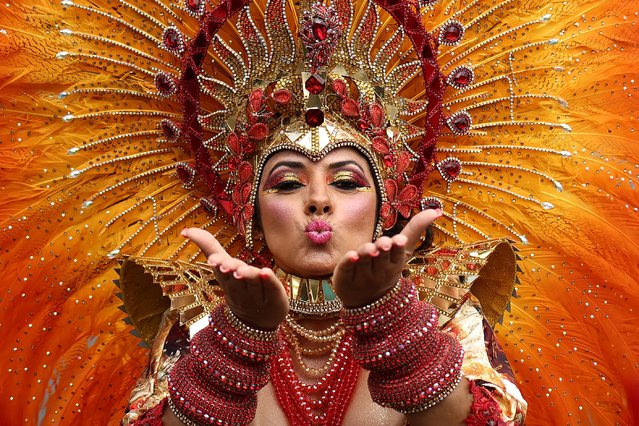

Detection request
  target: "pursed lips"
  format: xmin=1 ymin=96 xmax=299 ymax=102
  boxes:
xmin=304 ymin=220 xmax=333 ymax=244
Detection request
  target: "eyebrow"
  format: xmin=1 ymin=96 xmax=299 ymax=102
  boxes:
xmin=328 ymin=160 xmax=366 ymax=175
xmin=266 ymin=159 xmax=367 ymax=179
xmin=267 ymin=160 xmax=305 ymax=177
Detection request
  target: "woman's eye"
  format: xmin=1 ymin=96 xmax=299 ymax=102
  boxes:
xmin=331 ymin=171 xmax=370 ymax=191
xmin=331 ymin=179 xmax=362 ymax=190
xmin=274 ymin=180 xmax=303 ymax=191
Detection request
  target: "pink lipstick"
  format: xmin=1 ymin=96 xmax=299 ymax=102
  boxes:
xmin=305 ymin=220 xmax=333 ymax=244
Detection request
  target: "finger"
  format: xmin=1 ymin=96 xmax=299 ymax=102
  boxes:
xmin=182 ymin=227 xmax=227 ymax=259
xmin=372 ymin=240 xmax=392 ymax=270
xmin=357 ymin=242 xmax=379 ymax=259
xmin=234 ymin=263 xmax=258 ymax=281
xmin=220 ymin=257 xmax=245 ymax=275
xmin=399 ymin=209 xmax=442 ymax=255
xmin=390 ymin=234 xmax=408 ymax=263
xmin=375 ymin=236 xmax=393 ymax=252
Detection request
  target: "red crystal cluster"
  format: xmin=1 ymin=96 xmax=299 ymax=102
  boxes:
xmin=299 ymin=3 xmax=342 ymax=74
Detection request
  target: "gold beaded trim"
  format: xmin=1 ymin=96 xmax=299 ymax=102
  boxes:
xmin=224 ymin=306 xmax=279 ymax=341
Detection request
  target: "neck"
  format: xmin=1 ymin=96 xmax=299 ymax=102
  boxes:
xmin=275 ymin=268 xmax=343 ymax=317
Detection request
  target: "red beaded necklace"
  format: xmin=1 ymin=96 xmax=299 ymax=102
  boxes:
xmin=270 ymin=333 xmax=360 ymax=425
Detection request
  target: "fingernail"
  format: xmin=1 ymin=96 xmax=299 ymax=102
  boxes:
xmin=259 ymin=271 xmax=270 ymax=279
xmin=219 ymin=265 xmax=229 ymax=273
xmin=434 ymin=208 xmax=443 ymax=217
xmin=180 ymin=228 xmax=188 ymax=237
xmin=370 ymin=250 xmax=380 ymax=257
xmin=233 ymin=271 xmax=242 ymax=280
xmin=349 ymin=255 xmax=359 ymax=263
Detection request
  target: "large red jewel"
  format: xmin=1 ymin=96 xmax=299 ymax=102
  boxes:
xmin=446 ymin=111 xmax=472 ymax=135
xmin=176 ymin=162 xmax=197 ymax=188
xmin=312 ymin=19 xmax=328 ymax=41
xmin=421 ymin=196 xmax=443 ymax=211
xmin=439 ymin=20 xmax=465 ymax=46
xmin=305 ymin=108 xmax=324 ymax=127
xmin=160 ymin=119 xmax=180 ymax=142
xmin=305 ymin=74 xmax=325 ymax=94
xmin=163 ymin=27 xmax=184 ymax=54
xmin=447 ymin=66 xmax=474 ymax=89
xmin=185 ymin=0 xmax=204 ymax=15
xmin=155 ymin=72 xmax=177 ymax=97
xmin=437 ymin=157 xmax=463 ymax=183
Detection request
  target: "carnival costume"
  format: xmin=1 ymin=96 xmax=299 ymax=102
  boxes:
xmin=1 ymin=0 xmax=638 ymax=424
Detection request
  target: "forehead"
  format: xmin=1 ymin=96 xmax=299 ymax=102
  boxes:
xmin=262 ymin=147 xmax=372 ymax=172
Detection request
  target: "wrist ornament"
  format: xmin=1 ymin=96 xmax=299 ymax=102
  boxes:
xmin=341 ymin=278 xmax=464 ymax=414
xmin=168 ymin=304 xmax=281 ymax=425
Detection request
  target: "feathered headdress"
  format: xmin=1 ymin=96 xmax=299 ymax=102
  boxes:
xmin=1 ymin=0 xmax=638 ymax=424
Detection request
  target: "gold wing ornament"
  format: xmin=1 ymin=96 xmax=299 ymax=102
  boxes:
xmin=1 ymin=0 xmax=638 ymax=425
xmin=119 ymin=237 xmax=517 ymax=344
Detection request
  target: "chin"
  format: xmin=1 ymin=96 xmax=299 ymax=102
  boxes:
xmin=278 ymin=258 xmax=336 ymax=279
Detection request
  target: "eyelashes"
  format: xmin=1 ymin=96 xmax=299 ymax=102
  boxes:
xmin=262 ymin=172 xmax=304 ymax=193
xmin=262 ymin=169 xmax=372 ymax=193
xmin=331 ymin=171 xmax=372 ymax=191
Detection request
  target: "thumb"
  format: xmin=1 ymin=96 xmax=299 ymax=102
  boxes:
xmin=399 ymin=209 xmax=442 ymax=255
xmin=181 ymin=227 xmax=228 ymax=259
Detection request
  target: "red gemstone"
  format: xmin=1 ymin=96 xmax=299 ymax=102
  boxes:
xmin=271 ymin=89 xmax=292 ymax=105
xmin=438 ymin=158 xmax=462 ymax=181
xmin=155 ymin=72 xmax=177 ymax=96
xmin=438 ymin=248 xmax=458 ymax=256
xmin=440 ymin=21 xmax=464 ymax=45
xmin=160 ymin=119 xmax=180 ymax=141
xmin=164 ymin=28 xmax=180 ymax=49
xmin=426 ymin=266 xmax=438 ymax=276
xmin=186 ymin=0 xmax=201 ymax=12
xmin=305 ymin=108 xmax=324 ymax=127
xmin=447 ymin=112 xmax=471 ymax=135
xmin=305 ymin=74 xmax=325 ymax=94
xmin=449 ymin=66 xmax=473 ymax=88
xmin=312 ymin=19 xmax=328 ymax=41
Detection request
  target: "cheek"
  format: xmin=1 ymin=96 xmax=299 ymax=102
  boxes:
xmin=259 ymin=196 xmax=296 ymax=234
xmin=343 ymin=194 xmax=377 ymax=228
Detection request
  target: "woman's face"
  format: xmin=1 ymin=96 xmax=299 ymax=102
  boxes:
xmin=257 ymin=148 xmax=378 ymax=278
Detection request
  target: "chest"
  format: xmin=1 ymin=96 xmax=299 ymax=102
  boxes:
xmin=251 ymin=369 xmax=406 ymax=426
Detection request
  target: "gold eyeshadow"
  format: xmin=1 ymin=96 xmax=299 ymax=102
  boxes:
xmin=332 ymin=170 xmax=373 ymax=192
xmin=262 ymin=172 xmax=303 ymax=193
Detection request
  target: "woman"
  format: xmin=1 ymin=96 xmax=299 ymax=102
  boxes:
xmin=2 ymin=0 xmax=635 ymax=424
xmin=123 ymin=142 xmax=525 ymax=425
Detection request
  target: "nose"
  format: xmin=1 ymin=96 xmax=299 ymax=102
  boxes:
xmin=305 ymin=180 xmax=332 ymax=215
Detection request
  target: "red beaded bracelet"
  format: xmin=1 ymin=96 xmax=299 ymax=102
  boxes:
xmin=167 ymin=304 xmax=280 ymax=425
xmin=341 ymin=278 xmax=464 ymax=414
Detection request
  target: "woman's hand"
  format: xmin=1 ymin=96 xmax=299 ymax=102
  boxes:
xmin=332 ymin=209 xmax=442 ymax=308
xmin=181 ymin=228 xmax=289 ymax=330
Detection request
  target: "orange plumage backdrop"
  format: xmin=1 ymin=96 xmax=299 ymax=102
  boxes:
xmin=1 ymin=0 xmax=638 ymax=424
